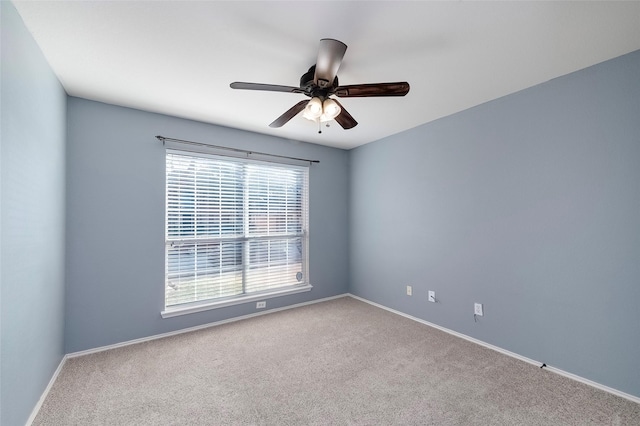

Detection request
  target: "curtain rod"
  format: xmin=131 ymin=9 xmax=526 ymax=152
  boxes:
xmin=155 ymin=136 xmax=319 ymax=164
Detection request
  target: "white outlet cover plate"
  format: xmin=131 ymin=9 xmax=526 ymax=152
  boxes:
xmin=474 ymin=303 xmax=483 ymax=316
xmin=428 ymin=291 xmax=436 ymax=302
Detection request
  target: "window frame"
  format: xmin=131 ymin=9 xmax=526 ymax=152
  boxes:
xmin=161 ymin=148 xmax=311 ymax=318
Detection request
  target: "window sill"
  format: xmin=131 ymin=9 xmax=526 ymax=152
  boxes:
xmin=161 ymin=284 xmax=313 ymax=318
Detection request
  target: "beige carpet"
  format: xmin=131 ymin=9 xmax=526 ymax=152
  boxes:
xmin=34 ymin=297 xmax=639 ymax=425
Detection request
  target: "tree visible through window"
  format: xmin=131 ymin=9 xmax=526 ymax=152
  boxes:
xmin=165 ymin=151 xmax=309 ymax=308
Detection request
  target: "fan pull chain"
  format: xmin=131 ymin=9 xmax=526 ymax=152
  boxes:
xmin=318 ymin=120 xmax=322 ymax=134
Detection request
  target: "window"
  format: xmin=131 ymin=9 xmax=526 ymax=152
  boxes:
xmin=163 ymin=150 xmax=310 ymax=317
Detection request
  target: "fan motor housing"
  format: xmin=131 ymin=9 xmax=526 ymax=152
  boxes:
xmin=300 ymin=66 xmax=338 ymax=97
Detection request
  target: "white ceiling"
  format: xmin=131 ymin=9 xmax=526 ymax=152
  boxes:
xmin=12 ymin=1 xmax=640 ymax=150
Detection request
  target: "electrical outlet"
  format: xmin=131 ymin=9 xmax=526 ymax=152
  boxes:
xmin=256 ymin=301 xmax=266 ymax=309
xmin=406 ymin=285 xmax=412 ymax=296
xmin=474 ymin=303 xmax=483 ymax=316
xmin=428 ymin=291 xmax=436 ymax=303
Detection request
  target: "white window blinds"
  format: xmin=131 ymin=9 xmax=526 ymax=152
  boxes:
xmin=165 ymin=151 xmax=309 ymax=308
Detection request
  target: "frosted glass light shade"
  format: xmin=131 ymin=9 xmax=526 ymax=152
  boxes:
xmin=320 ymin=98 xmax=341 ymax=122
xmin=302 ymin=97 xmax=323 ymax=121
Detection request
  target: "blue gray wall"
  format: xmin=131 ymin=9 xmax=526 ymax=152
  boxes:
xmin=65 ymin=98 xmax=350 ymax=353
xmin=349 ymin=50 xmax=640 ymax=398
xmin=1 ymin=2 xmax=67 ymax=425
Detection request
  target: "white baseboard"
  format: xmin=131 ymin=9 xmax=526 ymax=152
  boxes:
xmin=26 ymin=355 xmax=68 ymax=426
xmin=543 ymin=365 xmax=640 ymax=404
xmin=347 ymin=293 xmax=640 ymax=405
xmin=67 ymin=293 xmax=349 ymax=358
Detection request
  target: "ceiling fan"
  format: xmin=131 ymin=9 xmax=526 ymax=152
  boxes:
xmin=230 ymin=39 xmax=410 ymax=131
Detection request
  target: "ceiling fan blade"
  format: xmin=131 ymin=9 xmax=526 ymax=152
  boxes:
xmin=314 ymin=39 xmax=347 ymax=88
xmin=269 ymin=100 xmax=309 ymax=128
xmin=332 ymin=99 xmax=358 ymax=129
xmin=230 ymin=82 xmax=304 ymax=94
xmin=335 ymin=82 xmax=410 ymax=98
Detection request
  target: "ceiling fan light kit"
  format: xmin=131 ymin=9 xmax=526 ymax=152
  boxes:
xmin=230 ymin=38 xmax=410 ymax=132
xmin=302 ymin=97 xmax=341 ymax=123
